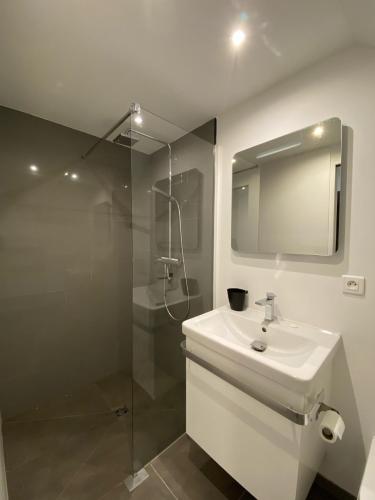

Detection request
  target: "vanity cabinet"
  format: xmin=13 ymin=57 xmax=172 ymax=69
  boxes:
xmin=186 ymin=337 xmax=333 ymax=500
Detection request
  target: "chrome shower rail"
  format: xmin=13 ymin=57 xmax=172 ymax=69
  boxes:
xmin=181 ymin=340 xmax=337 ymax=426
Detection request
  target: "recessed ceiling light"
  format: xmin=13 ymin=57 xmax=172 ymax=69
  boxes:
xmin=231 ymin=29 xmax=246 ymax=47
xmin=29 ymin=164 xmax=39 ymax=172
xmin=64 ymin=171 xmax=69 ymax=177
xmin=134 ymin=114 xmax=143 ymax=125
xmin=313 ymin=126 xmax=324 ymax=138
xmin=232 ymin=158 xmax=236 ymax=164
xmin=71 ymin=173 xmax=79 ymax=180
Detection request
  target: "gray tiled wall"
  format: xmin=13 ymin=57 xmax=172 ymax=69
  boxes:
xmin=0 ymin=106 xmax=133 ymax=418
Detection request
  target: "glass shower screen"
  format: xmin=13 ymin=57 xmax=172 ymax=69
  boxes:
xmin=130 ymin=109 xmax=215 ymax=473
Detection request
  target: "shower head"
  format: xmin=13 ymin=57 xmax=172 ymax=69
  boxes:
xmin=113 ymin=130 xmax=139 ymax=148
xmin=81 ymin=102 xmax=141 ymax=159
xmin=131 ymin=130 xmax=171 ymax=148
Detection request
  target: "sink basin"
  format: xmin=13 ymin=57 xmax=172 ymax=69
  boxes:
xmin=182 ymin=306 xmax=340 ymax=395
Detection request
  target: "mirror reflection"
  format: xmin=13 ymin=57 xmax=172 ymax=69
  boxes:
xmin=231 ymin=117 xmax=342 ymax=256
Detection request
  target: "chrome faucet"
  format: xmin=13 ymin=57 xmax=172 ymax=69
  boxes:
xmin=255 ymin=292 xmax=276 ymax=322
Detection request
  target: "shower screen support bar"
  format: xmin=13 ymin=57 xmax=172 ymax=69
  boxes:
xmin=81 ymin=102 xmax=140 ymax=159
xmin=181 ymin=340 xmax=338 ymax=426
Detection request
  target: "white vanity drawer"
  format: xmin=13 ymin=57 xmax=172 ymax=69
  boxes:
xmin=186 ymin=358 xmax=325 ymax=500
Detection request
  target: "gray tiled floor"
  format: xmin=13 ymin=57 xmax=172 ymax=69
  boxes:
xmin=3 ymin=372 xmax=341 ymax=500
xmin=3 ymin=372 xmax=131 ymax=500
xmin=151 ymin=435 xmax=244 ymax=500
xmin=149 ymin=435 xmax=343 ymax=500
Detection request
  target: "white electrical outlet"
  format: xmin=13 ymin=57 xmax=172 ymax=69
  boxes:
xmin=342 ymin=275 xmax=365 ymax=295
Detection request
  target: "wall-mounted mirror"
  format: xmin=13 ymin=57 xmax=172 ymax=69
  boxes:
xmin=231 ymin=117 xmax=342 ymax=256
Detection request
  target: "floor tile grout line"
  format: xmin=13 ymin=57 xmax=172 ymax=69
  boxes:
xmin=55 ymin=416 xmax=118 ymax=500
xmin=54 ymin=459 xmax=88 ymax=500
xmin=96 ymin=481 xmax=126 ymax=500
xmin=4 ymin=378 xmax=124 ymax=425
xmin=149 ymin=432 xmax=186 ymax=467
xmin=5 ymin=410 xmax=115 ymax=424
xmin=150 ymin=462 xmax=179 ymax=500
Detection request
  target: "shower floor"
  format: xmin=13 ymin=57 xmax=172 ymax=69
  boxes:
xmin=2 ymin=373 xmax=349 ymax=500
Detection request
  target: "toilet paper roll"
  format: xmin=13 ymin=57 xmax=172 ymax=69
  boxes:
xmin=319 ymin=410 xmax=345 ymax=443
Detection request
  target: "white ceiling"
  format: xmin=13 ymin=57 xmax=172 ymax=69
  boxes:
xmin=0 ymin=0 xmax=374 ymax=138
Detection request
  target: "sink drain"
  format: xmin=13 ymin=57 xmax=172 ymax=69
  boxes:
xmin=251 ymin=340 xmax=267 ymax=352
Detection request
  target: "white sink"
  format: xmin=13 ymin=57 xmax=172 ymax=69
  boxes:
xmin=182 ymin=306 xmax=340 ymax=397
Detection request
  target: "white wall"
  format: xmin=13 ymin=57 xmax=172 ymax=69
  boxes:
xmin=214 ymin=46 xmax=375 ymax=495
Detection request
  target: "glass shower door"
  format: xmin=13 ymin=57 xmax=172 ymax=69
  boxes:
xmin=130 ymin=109 xmax=215 ymax=473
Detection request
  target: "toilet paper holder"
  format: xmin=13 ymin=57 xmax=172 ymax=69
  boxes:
xmin=315 ymin=401 xmax=340 ymax=419
xmin=314 ymin=398 xmax=345 ymax=443
xmin=309 ymin=393 xmax=341 ymax=423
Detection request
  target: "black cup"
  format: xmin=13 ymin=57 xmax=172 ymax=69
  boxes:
xmin=227 ymin=288 xmax=248 ymax=311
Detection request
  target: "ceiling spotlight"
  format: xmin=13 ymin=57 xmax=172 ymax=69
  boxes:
xmin=71 ymin=173 xmax=79 ymax=180
xmin=313 ymin=126 xmax=324 ymax=138
xmin=232 ymin=158 xmax=236 ymax=164
xmin=134 ymin=114 xmax=143 ymax=125
xmin=64 ymin=171 xmax=69 ymax=177
xmin=231 ymin=29 xmax=246 ymax=47
xmin=29 ymin=164 xmax=39 ymax=173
